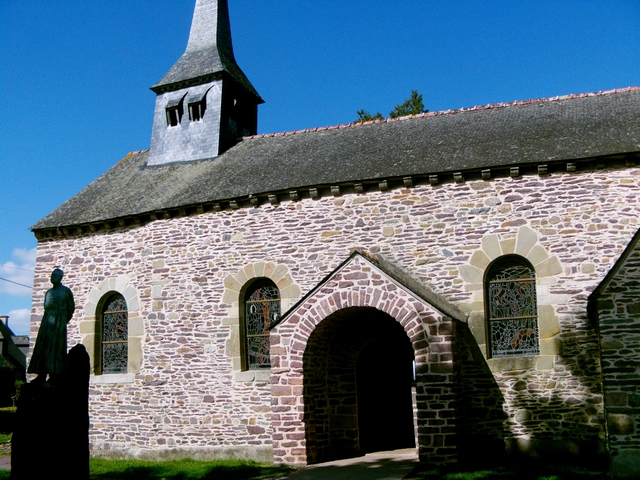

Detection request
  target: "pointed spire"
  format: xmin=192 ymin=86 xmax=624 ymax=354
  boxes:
xmin=151 ymin=0 xmax=261 ymax=100
xmin=185 ymin=0 xmax=234 ymax=61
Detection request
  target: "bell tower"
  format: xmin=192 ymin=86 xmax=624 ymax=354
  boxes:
xmin=147 ymin=0 xmax=263 ymax=166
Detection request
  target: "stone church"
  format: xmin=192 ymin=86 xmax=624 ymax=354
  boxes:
xmin=29 ymin=0 xmax=640 ymax=476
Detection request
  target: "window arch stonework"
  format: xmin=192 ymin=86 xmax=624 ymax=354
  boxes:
xmin=459 ymin=225 xmax=563 ymax=372
xmin=222 ymin=262 xmax=300 ymax=381
xmin=80 ymin=275 xmax=143 ymax=382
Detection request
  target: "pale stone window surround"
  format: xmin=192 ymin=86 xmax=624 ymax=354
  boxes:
xmin=222 ymin=262 xmax=301 ymax=382
xmin=80 ymin=275 xmax=143 ymax=384
xmin=459 ymin=225 xmax=563 ymax=372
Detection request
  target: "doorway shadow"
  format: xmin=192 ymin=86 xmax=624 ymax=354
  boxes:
xmin=302 ymin=307 xmax=416 ymax=464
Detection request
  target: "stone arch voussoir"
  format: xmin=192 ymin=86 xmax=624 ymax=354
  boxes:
xmin=458 ymin=224 xmax=563 ymax=370
xmin=222 ymin=262 xmax=301 ymax=379
xmin=282 ymin=285 xmax=434 ymax=363
xmin=81 ymin=274 xmax=143 ymax=375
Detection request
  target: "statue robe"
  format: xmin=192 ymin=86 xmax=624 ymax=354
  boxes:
xmin=27 ymin=284 xmax=75 ymax=376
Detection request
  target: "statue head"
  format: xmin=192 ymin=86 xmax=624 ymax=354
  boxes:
xmin=50 ymin=268 xmax=64 ymax=284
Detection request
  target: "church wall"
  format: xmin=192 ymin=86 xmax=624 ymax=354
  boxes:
xmin=30 ymin=166 xmax=640 ymax=462
xmin=594 ymin=243 xmax=640 ymax=478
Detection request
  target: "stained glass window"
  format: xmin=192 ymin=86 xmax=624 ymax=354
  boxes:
xmin=486 ymin=256 xmax=539 ymax=358
xmin=243 ymin=280 xmax=280 ymax=370
xmin=101 ymin=293 xmax=128 ymax=374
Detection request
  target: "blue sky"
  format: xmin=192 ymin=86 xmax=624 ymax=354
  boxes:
xmin=1 ymin=1 xmax=639 ymax=335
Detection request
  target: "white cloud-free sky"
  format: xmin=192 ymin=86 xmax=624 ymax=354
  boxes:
xmin=1 ymin=1 xmax=639 ymax=335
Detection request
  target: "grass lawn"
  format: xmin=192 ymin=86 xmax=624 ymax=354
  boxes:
xmin=88 ymin=458 xmax=295 ymax=479
xmin=404 ymin=462 xmax=608 ymax=480
xmin=0 ymin=457 xmax=609 ymax=480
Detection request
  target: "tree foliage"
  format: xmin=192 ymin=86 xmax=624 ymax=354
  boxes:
xmin=355 ymin=110 xmax=384 ymax=122
xmin=390 ymin=90 xmax=427 ymax=118
xmin=355 ymin=90 xmax=428 ymax=122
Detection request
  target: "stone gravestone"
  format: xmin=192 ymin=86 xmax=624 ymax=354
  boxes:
xmin=11 ymin=269 xmax=90 ymax=479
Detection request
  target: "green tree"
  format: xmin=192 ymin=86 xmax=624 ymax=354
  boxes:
xmin=390 ymin=90 xmax=427 ymax=118
xmin=355 ymin=90 xmax=428 ymax=122
xmin=355 ymin=109 xmax=384 ymax=122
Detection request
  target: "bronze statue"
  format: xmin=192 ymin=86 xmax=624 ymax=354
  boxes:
xmin=27 ymin=268 xmax=75 ymax=383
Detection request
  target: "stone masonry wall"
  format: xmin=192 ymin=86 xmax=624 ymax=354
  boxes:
xmin=31 ymin=166 xmax=640 ymax=463
xmin=595 ymin=242 xmax=640 ymax=478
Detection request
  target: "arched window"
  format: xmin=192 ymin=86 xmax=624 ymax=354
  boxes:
xmin=98 ymin=293 xmax=128 ymax=374
xmin=485 ymin=255 xmax=539 ymax=358
xmin=242 ymin=279 xmax=280 ymax=370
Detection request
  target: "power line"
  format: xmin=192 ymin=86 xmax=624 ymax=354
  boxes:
xmin=0 ymin=277 xmax=33 ymax=289
xmin=1 ymin=265 xmax=34 ymax=273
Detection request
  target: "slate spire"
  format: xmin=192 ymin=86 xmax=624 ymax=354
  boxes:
xmin=186 ymin=0 xmax=234 ymax=59
xmin=148 ymin=0 xmax=262 ymax=165
xmin=151 ymin=0 xmax=260 ymax=98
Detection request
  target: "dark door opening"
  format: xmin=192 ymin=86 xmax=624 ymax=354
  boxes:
xmin=356 ymin=338 xmax=415 ymax=454
xmin=303 ymin=307 xmax=417 ymax=463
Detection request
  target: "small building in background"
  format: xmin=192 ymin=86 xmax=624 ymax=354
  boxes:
xmin=0 ymin=316 xmax=27 ymax=406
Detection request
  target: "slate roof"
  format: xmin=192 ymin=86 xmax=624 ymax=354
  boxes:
xmin=151 ymin=45 xmax=261 ymax=100
xmin=32 ymin=87 xmax=640 ymax=231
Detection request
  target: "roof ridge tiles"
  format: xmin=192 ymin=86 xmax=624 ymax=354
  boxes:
xmin=245 ymin=86 xmax=640 ymax=140
xmin=119 ymin=149 xmax=150 ymax=164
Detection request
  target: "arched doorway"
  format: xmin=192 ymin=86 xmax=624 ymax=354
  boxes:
xmin=303 ymin=307 xmax=416 ymax=463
